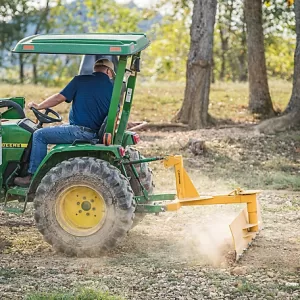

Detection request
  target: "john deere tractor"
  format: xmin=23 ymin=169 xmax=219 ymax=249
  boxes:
xmin=1 ymin=33 xmax=262 ymax=259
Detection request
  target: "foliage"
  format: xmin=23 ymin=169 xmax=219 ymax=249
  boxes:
xmin=0 ymin=1 xmax=37 ymax=70
xmin=0 ymin=0 xmax=143 ymax=85
xmin=143 ymin=13 xmax=190 ymax=81
xmin=85 ymin=0 xmax=141 ymax=32
xmin=214 ymin=0 xmax=247 ymax=82
xmin=36 ymin=55 xmax=82 ymax=86
xmin=39 ymin=0 xmax=142 ymax=86
xmin=0 ymin=0 xmax=297 ymax=84
xmin=0 ymin=1 xmax=37 ymax=49
xmin=148 ymin=0 xmax=295 ymax=82
xmin=26 ymin=288 xmax=124 ymax=300
xmin=265 ymin=36 xmax=295 ymax=80
xmin=31 ymin=0 xmax=87 ymax=85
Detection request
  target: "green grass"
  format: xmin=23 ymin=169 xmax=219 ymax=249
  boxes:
xmin=132 ymin=80 xmax=291 ymax=123
xmin=26 ymin=288 xmax=124 ymax=300
xmin=236 ymin=280 xmax=262 ymax=294
xmin=278 ymin=284 xmax=300 ymax=293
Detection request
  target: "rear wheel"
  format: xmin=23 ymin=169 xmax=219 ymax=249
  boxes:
xmin=34 ymin=157 xmax=134 ymax=257
xmin=125 ymin=147 xmax=154 ymax=228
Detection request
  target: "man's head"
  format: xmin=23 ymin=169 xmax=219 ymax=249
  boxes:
xmin=94 ymin=59 xmax=116 ymax=79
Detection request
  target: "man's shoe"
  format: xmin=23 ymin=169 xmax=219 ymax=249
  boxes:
xmin=14 ymin=175 xmax=32 ymax=187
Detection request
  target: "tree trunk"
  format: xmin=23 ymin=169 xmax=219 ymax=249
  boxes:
xmin=238 ymin=13 xmax=248 ymax=82
xmin=33 ymin=55 xmax=38 ymax=85
xmin=244 ymin=0 xmax=275 ymax=116
xmin=211 ymin=57 xmax=215 ymax=84
xmin=218 ymin=0 xmax=233 ymax=81
xmin=174 ymin=0 xmax=217 ymax=129
xmin=285 ymin=0 xmax=300 ymax=113
xmin=31 ymin=0 xmax=50 ymax=84
xmin=257 ymin=0 xmax=300 ymax=133
xmin=19 ymin=54 xmax=24 ymax=84
xmin=219 ymin=27 xmax=228 ymax=81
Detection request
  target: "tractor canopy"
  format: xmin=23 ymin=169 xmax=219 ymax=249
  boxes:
xmin=12 ymin=33 xmax=150 ymax=55
xmin=12 ymin=33 xmax=150 ymax=146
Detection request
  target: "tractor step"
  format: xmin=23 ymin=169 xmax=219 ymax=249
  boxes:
xmin=6 ymin=186 xmax=28 ymax=197
xmin=3 ymin=187 xmax=29 ymax=214
xmin=2 ymin=207 xmax=24 ymax=214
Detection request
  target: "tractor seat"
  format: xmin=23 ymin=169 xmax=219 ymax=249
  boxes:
xmin=72 ymin=117 xmax=107 ymax=146
xmin=97 ymin=116 xmax=107 ymax=141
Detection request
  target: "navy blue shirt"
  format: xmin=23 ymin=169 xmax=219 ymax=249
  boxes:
xmin=60 ymin=72 xmax=113 ymax=131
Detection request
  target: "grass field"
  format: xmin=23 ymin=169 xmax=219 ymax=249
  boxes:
xmin=26 ymin=288 xmax=124 ymax=300
xmin=1 ymin=80 xmax=298 ymax=193
xmin=0 ymin=79 xmax=292 ymax=123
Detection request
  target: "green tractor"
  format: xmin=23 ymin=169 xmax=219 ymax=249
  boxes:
xmin=1 ymin=33 xmax=262 ymax=260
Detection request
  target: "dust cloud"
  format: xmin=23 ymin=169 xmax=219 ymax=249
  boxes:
xmin=177 ymin=212 xmax=236 ymax=267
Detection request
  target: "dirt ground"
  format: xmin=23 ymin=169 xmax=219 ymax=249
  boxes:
xmin=0 ymin=126 xmax=299 ymax=300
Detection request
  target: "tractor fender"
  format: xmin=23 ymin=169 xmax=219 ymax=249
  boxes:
xmin=27 ymin=143 xmax=121 ymax=200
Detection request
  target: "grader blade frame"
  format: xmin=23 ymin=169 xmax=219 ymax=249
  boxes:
xmin=135 ymin=155 xmax=263 ymax=261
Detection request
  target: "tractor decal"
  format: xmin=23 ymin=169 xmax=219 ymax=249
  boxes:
xmin=3 ymin=143 xmax=28 ymax=148
xmin=125 ymin=88 xmax=133 ymax=103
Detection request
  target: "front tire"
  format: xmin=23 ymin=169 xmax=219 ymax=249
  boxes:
xmin=33 ymin=157 xmax=134 ymax=257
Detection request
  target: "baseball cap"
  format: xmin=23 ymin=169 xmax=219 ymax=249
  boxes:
xmin=94 ymin=59 xmax=116 ymax=76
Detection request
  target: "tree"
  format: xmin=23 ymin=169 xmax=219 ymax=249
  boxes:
xmin=32 ymin=0 xmax=51 ymax=84
xmin=174 ymin=0 xmax=217 ymax=129
xmin=0 ymin=0 xmax=38 ymax=83
xmin=214 ymin=0 xmax=248 ymax=82
xmin=244 ymin=0 xmax=275 ymax=117
xmin=143 ymin=6 xmax=190 ymax=81
xmin=85 ymin=0 xmax=141 ymax=33
xmin=257 ymin=0 xmax=300 ymax=132
xmin=285 ymin=0 xmax=300 ymax=113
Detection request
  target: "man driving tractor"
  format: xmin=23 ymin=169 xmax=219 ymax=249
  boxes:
xmin=14 ymin=58 xmax=115 ymax=187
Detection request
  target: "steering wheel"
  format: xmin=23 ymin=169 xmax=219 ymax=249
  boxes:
xmin=31 ymin=107 xmax=63 ymax=124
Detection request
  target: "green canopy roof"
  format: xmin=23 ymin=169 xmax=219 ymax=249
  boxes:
xmin=12 ymin=33 xmax=150 ymax=55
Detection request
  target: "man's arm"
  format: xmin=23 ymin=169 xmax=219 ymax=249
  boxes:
xmin=28 ymin=93 xmax=66 ymax=110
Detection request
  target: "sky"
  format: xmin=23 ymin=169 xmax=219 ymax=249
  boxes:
xmin=38 ymin=0 xmax=158 ymax=8
xmin=116 ymin=0 xmax=159 ymax=8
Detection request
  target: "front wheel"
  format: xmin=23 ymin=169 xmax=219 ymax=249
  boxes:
xmin=33 ymin=157 xmax=134 ymax=257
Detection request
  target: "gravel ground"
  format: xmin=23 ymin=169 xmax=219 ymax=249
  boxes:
xmin=0 ymin=190 xmax=299 ymax=300
xmin=0 ymin=128 xmax=299 ymax=300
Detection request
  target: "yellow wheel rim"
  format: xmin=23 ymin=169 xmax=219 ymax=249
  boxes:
xmin=55 ymin=185 xmax=107 ymax=237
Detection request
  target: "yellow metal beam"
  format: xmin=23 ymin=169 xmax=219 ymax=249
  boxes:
xmin=164 ymin=155 xmax=199 ymax=199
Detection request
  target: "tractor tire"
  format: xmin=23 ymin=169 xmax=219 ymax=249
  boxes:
xmin=125 ymin=147 xmax=154 ymax=228
xmin=33 ymin=157 xmax=134 ymax=257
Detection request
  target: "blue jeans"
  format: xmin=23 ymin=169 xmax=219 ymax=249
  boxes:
xmin=28 ymin=125 xmax=96 ymax=174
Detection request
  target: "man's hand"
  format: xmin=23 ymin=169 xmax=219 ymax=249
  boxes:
xmin=27 ymin=102 xmax=40 ymax=110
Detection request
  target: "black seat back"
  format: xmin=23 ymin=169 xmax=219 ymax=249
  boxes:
xmin=98 ymin=116 xmax=107 ymax=142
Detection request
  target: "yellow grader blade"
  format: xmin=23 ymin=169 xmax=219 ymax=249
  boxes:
xmin=163 ymin=155 xmax=263 ymax=261
xmin=229 ymin=200 xmax=263 ymax=260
